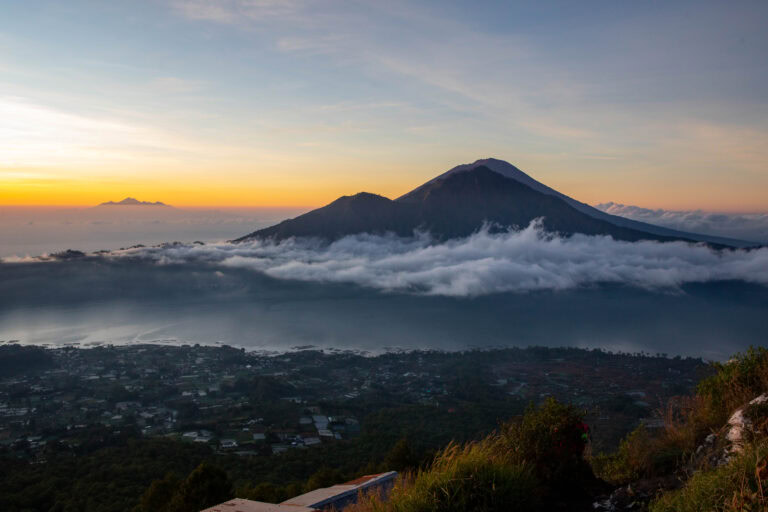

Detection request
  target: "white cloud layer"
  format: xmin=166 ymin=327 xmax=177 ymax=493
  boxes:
xmin=107 ymin=221 xmax=768 ymax=297
xmin=596 ymin=203 xmax=768 ymax=244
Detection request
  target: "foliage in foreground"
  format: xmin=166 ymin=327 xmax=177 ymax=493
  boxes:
xmin=650 ymin=441 xmax=768 ymax=512
xmin=588 ymin=346 xmax=768 ymax=512
xmin=347 ymin=398 xmax=598 ymax=512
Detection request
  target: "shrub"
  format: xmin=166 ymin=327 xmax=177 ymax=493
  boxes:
xmin=591 ymin=425 xmax=655 ymax=484
xmin=697 ymin=347 xmax=768 ymax=428
xmin=745 ymin=402 xmax=768 ymax=437
xmin=499 ymin=398 xmax=590 ymax=486
xmin=650 ymin=441 xmax=768 ymax=512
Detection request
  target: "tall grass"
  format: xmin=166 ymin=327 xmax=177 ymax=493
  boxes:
xmin=346 ymin=398 xmax=593 ymax=512
xmin=377 ymin=441 xmax=539 ymax=512
xmin=698 ymin=347 xmax=768 ymax=427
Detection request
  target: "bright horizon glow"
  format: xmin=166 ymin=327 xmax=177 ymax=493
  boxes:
xmin=2 ymin=181 xmax=768 ymax=214
xmin=1 ymin=1 xmax=767 ymax=212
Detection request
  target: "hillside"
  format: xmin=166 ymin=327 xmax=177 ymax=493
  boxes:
xmin=345 ymin=346 xmax=768 ymax=512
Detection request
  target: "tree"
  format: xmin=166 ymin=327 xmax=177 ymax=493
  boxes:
xmin=384 ymin=438 xmax=420 ymax=471
xmin=137 ymin=472 xmax=180 ymax=512
xmin=304 ymin=467 xmax=343 ymax=493
xmin=168 ymin=463 xmax=232 ymax=512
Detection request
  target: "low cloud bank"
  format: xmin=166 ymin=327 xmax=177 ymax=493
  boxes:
xmin=100 ymin=221 xmax=768 ymax=297
xmin=596 ymin=202 xmax=768 ymax=243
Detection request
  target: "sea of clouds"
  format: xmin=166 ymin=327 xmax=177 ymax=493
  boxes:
xmin=595 ymin=203 xmax=768 ymax=243
xmin=90 ymin=221 xmax=768 ymax=297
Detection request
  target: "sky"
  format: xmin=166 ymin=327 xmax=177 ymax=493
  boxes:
xmin=1 ymin=0 xmax=767 ymax=210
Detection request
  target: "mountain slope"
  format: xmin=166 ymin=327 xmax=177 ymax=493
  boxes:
xmin=243 ymin=192 xmax=415 ymax=240
xmin=395 ymin=166 xmax=681 ymax=241
xmin=235 ymin=166 xmax=689 ymax=244
xmin=404 ymin=158 xmax=753 ymax=247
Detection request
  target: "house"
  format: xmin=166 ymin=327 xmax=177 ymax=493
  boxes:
xmin=201 ymin=498 xmax=315 ymax=512
xmin=201 ymin=472 xmax=397 ymax=512
xmin=282 ymin=472 xmax=397 ymax=510
xmin=114 ymin=401 xmax=141 ymax=411
xmin=220 ymin=439 xmax=238 ymax=449
xmin=272 ymin=428 xmax=297 ymax=441
xmin=271 ymin=444 xmax=289 ymax=454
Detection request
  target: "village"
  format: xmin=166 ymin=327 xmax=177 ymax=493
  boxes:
xmin=0 ymin=343 xmax=707 ymax=460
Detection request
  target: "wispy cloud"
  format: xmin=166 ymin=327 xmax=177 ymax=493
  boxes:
xmin=657 ymin=121 xmax=768 ymax=174
xmin=169 ymin=0 xmax=768 ymax=174
xmin=148 ymin=76 xmax=206 ymax=94
xmin=171 ymin=0 xmax=306 ymax=23
xmin=0 ymin=96 xmax=251 ymax=169
xmin=596 ymin=203 xmax=768 ymax=244
xmin=0 ymin=96 xmax=146 ymax=166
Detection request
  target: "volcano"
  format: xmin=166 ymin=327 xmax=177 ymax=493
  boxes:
xmin=235 ymin=159 xmax=752 ymax=247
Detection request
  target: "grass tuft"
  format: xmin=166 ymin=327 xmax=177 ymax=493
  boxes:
xmin=346 ymin=398 xmax=593 ymax=512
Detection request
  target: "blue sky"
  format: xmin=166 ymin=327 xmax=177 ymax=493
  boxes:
xmin=1 ymin=0 xmax=767 ymax=209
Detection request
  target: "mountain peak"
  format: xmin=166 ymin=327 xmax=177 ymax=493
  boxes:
xmin=98 ymin=197 xmax=169 ymax=207
xmin=397 ymin=158 xmax=541 ymax=202
xmin=464 ymin=157 xmax=520 ymax=169
xmin=330 ymin=192 xmax=390 ymax=205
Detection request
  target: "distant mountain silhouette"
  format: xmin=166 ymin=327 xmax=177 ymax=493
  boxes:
xmin=235 ymin=159 xmax=752 ymax=247
xmin=98 ymin=197 xmax=169 ymax=207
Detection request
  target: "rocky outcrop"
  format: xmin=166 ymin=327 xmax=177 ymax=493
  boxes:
xmin=594 ymin=393 xmax=768 ymax=511
xmin=721 ymin=393 xmax=768 ymax=462
xmin=592 ymin=476 xmax=680 ymax=511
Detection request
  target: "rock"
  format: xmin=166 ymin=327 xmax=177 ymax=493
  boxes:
xmin=592 ymin=497 xmax=615 ymax=511
xmin=724 ymin=393 xmax=768 ymax=454
xmin=593 ymin=477 xmax=678 ymax=511
xmin=726 ymin=408 xmax=748 ymax=450
xmin=720 ymin=393 xmax=768 ymax=460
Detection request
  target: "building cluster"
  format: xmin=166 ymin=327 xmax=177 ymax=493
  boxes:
xmin=0 ymin=343 xmax=705 ymax=459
